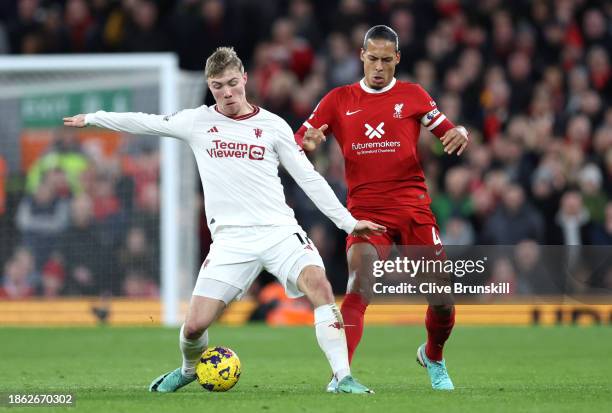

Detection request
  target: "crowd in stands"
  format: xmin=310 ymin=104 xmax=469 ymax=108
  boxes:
xmin=0 ymin=0 xmax=610 ymax=298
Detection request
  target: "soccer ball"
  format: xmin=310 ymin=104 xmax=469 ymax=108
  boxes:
xmin=195 ymin=346 xmax=241 ymax=392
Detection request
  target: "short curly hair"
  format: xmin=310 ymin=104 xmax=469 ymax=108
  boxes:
xmin=204 ymin=46 xmax=245 ymax=79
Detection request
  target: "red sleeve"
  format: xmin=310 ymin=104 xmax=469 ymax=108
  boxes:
xmin=294 ymin=89 xmax=337 ymax=147
xmin=413 ymin=84 xmax=456 ymax=139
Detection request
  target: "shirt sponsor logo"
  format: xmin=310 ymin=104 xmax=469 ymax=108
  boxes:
xmin=207 ymin=139 xmax=265 ymax=160
xmin=352 ymin=122 xmax=401 ymax=155
xmin=365 ymin=122 xmax=385 ymax=139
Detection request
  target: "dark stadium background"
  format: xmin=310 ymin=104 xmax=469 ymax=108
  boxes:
xmin=0 ymin=0 xmax=610 ymax=299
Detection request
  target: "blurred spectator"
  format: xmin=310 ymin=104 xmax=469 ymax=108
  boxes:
xmin=482 ymin=183 xmax=544 ymax=244
xmin=441 ymin=217 xmax=475 ymax=246
xmin=16 ymin=175 xmax=70 ymax=268
xmin=26 ymin=128 xmax=89 ymax=195
xmin=431 ymin=166 xmax=473 ymax=232
xmin=591 ymin=202 xmax=612 ymax=245
xmin=288 ymin=0 xmax=322 ymax=50
xmin=60 ymin=194 xmax=109 ymax=295
xmin=488 ymin=257 xmax=517 ymax=295
xmin=548 ymin=190 xmax=595 ymax=245
xmin=324 ymin=32 xmax=360 ymax=89
xmin=64 ymin=0 xmax=93 ymax=52
xmin=122 ymin=0 xmax=169 ymax=52
xmin=170 ymin=0 xmax=234 ymax=71
xmin=579 ymin=163 xmax=606 ymax=223
xmin=0 ymin=247 xmax=37 ymax=298
xmin=507 ymin=52 xmax=534 ymax=114
xmin=90 ymin=168 xmax=126 ymax=247
xmin=514 ymin=240 xmax=562 ymax=294
xmin=333 ymin=0 xmax=367 ymax=36
xmin=38 ymin=5 xmax=70 ymax=53
xmin=6 ymin=0 xmax=42 ymax=54
xmin=40 ymin=254 xmax=65 ymax=297
xmin=122 ymin=267 xmax=159 ymax=297
xmin=118 ymin=226 xmax=157 ymax=289
xmin=269 ymin=17 xmax=314 ymax=82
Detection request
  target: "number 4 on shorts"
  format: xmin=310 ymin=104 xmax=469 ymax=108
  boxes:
xmin=432 ymin=227 xmax=442 ymax=245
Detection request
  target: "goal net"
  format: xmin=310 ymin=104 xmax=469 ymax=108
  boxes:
xmin=0 ymin=54 xmax=204 ymax=325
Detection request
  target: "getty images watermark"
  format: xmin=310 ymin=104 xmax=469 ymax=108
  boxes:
xmin=371 ymin=256 xmax=511 ymax=295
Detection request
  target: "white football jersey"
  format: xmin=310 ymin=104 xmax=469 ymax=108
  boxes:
xmin=85 ymin=105 xmax=357 ymax=236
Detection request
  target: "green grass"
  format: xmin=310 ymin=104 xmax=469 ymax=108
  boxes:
xmin=0 ymin=325 xmax=611 ymax=412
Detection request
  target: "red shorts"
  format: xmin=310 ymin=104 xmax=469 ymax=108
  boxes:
xmin=346 ymin=206 xmax=444 ymax=260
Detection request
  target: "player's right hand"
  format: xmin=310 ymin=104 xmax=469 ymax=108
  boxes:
xmin=302 ymin=124 xmax=328 ymax=151
xmin=351 ymin=220 xmax=386 ymax=238
xmin=63 ymin=114 xmax=87 ymax=128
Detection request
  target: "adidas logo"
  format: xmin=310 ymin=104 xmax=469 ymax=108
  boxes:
xmin=207 ymin=126 xmax=219 ymax=133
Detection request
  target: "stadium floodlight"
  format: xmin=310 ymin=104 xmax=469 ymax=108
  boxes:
xmin=0 ymin=54 xmax=203 ymax=325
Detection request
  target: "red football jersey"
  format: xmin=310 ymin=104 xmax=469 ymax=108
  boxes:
xmin=295 ymin=78 xmax=454 ymax=211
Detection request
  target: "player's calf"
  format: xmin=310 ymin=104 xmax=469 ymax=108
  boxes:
xmin=297 ymin=266 xmax=374 ymax=393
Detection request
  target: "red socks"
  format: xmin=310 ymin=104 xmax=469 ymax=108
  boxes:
xmin=340 ymin=296 xmax=455 ymax=364
xmin=340 ymin=293 xmax=368 ymax=364
xmin=425 ymin=305 xmax=455 ymax=361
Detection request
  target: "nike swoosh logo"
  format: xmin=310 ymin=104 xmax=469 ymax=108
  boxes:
xmin=435 ymin=248 xmax=444 ymax=256
xmin=345 ymin=109 xmax=362 ymax=116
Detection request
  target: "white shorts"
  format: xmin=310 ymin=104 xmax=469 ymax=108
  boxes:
xmin=192 ymin=225 xmax=325 ymax=303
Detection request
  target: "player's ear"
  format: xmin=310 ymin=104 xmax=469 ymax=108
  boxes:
xmin=243 ymin=72 xmax=248 ymax=84
xmin=395 ymin=50 xmax=401 ymax=65
xmin=360 ymin=48 xmax=366 ymax=62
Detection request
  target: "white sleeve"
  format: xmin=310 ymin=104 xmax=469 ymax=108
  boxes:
xmin=84 ymin=109 xmax=196 ymax=142
xmin=275 ymin=122 xmax=357 ymax=234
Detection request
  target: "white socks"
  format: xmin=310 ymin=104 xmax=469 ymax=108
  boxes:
xmin=179 ymin=324 xmax=209 ymax=378
xmin=314 ymin=304 xmax=351 ymax=381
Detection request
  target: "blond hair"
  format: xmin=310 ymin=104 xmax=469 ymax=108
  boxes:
xmin=204 ymin=47 xmax=244 ymax=78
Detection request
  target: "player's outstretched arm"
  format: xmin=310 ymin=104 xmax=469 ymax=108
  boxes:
xmin=63 ymin=114 xmax=87 ymax=128
xmin=63 ymin=110 xmax=195 ymax=141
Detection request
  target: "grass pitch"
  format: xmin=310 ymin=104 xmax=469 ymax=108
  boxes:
xmin=0 ymin=325 xmax=611 ymax=412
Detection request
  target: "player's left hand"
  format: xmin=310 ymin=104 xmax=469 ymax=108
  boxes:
xmin=352 ymin=220 xmax=386 ymax=238
xmin=63 ymin=114 xmax=87 ymax=128
xmin=440 ymin=126 xmax=469 ymax=156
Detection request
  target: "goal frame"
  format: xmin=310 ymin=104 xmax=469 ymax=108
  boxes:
xmin=0 ymin=53 xmax=184 ymax=325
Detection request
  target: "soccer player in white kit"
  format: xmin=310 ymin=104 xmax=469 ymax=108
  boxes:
xmin=63 ymin=47 xmax=385 ymax=394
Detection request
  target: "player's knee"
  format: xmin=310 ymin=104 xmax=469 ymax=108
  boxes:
xmin=298 ymin=266 xmax=333 ymax=302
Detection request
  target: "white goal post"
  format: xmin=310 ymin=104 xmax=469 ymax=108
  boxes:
xmin=0 ymin=53 xmax=203 ymax=325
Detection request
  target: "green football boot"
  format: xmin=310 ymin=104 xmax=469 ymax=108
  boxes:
xmin=416 ymin=343 xmax=454 ymax=390
xmin=149 ymin=367 xmax=195 ymax=393
xmin=335 ymin=375 xmax=374 ymax=394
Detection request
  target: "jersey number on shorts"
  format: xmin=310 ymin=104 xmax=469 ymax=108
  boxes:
xmin=432 ymin=227 xmax=442 ymax=246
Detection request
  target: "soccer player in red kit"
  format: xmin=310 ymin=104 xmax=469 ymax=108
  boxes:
xmin=294 ymin=25 xmax=469 ymax=391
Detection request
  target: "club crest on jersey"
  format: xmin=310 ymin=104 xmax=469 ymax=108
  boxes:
xmin=393 ymin=103 xmax=404 ymax=118
xmin=364 ymin=122 xmax=385 ymax=139
xmin=254 ymin=128 xmax=263 ymax=138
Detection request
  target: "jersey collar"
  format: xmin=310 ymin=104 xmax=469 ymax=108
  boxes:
xmin=359 ymin=77 xmax=397 ymax=94
xmin=214 ymin=104 xmax=260 ymax=120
